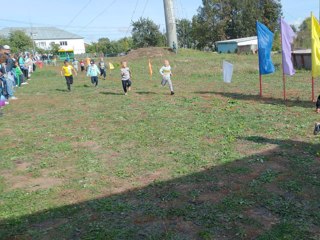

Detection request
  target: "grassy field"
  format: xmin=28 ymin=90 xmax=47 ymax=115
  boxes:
xmin=0 ymin=48 xmax=319 ymax=239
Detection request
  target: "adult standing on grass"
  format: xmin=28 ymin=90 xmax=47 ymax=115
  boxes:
xmin=61 ymin=60 xmax=77 ymax=91
xmin=2 ymin=45 xmax=18 ymax=100
xmin=87 ymin=60 xmax=100 ymax=87
xmin=159 ymin=59 xmax=174 ymax=95
xmin=120 ymin=61 xmax=132 ymax=95
xmin=24 ymin=54 xmax=33 ymax=81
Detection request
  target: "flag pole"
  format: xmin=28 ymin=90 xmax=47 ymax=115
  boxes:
xmin=312 ymin=12 xmax=316 ymax=102
xmin=283 ymin=73 xmax=286 ymax=100
xmin=312 ymin=77 xmax=315 ymax=102
xmin=280 ymin=18 xmax=286 ymax=101
xmin=259 ymin=74 xmax=262 ymax=97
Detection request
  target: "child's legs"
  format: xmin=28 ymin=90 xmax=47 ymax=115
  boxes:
xmin=65 ymin=76 xmax=71 ymax=90
xmin=122 ymin=80 xmax=127 ymax=93
xmin=94 ymin=76 xmax=98 ymax=86
xmin=23 ymin=68 xmax=28 ymax=79
xmin=16 ymin=75 xmax=20 ymax=87
xmin=69 ymin=75 xmax=74 ymax=85
xmin=167 ymin=78 xmax=174 ymax=92
xmin=161 ymin=78 xmax=167 ymax=86
xmin=91 ymin=76 xmax=95 ymax=84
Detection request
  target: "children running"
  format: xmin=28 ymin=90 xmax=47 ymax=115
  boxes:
xmin=159 ymin=59 xmax=174 ymax=95
xmin=80 ymin=60 xmax=85 ymax=72
xmin=87 ymin=60 xmax=100 ymax=87
xmin=120 ymin=61 xmax=132 ymax=95
xmin=98 ymin=58 xmax=107 ymax=80
xmin=61 ymin=60 xmax=77 ymax=91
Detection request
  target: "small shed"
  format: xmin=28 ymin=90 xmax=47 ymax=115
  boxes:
xmin=292 ymin=49 xmax=311 ymax=70
xmin=216 ymin=36 xmax=257 ymax=54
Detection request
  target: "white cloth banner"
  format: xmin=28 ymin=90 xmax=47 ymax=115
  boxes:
xmin=223 ymin=60 xmax=233 ymax=83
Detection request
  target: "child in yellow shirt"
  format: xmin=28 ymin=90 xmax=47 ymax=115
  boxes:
xmin=61 ymin=60 xmax=77 ymax=91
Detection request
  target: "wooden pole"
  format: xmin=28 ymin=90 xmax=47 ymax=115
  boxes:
xmin=312 ymin=77 xmax=315 ymax=102
xmin=259 ymin=74 xmax=262 ymax=97
xmin=283 ymin=73 xmax=286 ymax=100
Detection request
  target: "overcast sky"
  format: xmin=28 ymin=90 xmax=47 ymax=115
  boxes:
xmin=0 ymin=0 xmax=317 ymax=42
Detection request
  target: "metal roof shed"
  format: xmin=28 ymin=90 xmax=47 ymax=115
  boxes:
xmin=216 ymin=36 xmax=257 ymax=53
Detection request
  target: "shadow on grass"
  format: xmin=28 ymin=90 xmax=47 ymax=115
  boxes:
xmin=195 ymin=91 xmax=314 ymax=109
xmin=100 ymin=91 xmax=124 ymax=96
xmin=1 ymin=137 xmax=319 ymax=239
xmin=55 ymin=89 xmax=69 ymax=92
xmin=135 ymin=91 xmax=157 ymax=95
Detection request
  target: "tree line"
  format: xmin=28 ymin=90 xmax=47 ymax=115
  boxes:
xmin=0 ymin=0 xmax=312 ymax=55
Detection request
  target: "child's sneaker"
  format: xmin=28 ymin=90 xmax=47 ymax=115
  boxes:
xmin=314 ymin=123 xmax=320 ymax=135
xmin=171 ymin=91 xmax=175 ymax=95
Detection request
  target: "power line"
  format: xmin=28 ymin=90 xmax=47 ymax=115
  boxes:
xmin=78 ymin=0 xmax=117 ymax=33
xmin=63 ymin=0 xmax=92 ymax=29
xmin=125 ymin=0 xmax=140 ymax=37
xmin=141 ymin=0 xmax=149 ymax=18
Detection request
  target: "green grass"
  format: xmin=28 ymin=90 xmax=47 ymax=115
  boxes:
xmin=0 ymin=48 xmax=319 ymax=239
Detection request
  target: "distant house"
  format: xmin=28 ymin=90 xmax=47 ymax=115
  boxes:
xmin=215 ymin=36 xmax=257 ymax=54
xmin=0 ymin=27 xmax=85 ymax=54
xmin=292 ymin=49 xmax=311 ymax=70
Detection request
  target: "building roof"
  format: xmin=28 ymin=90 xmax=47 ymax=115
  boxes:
xmin=0 ymin=27 xmax=83 ymax=40
xmin=238 ymin=39 xmax=257 ymax=46
xmin=292 ymin=49 xmax=311 ymax=54
xmin=216 ymin=36 xmax=257 ymax=44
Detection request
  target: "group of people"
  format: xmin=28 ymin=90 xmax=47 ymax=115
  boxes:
xmin=61 ymin=57 xmax=108 ymax=91
xmin=61 ymin=58 xmax=174 ymax=95
xmin=0 ymin=45 xmax=36 ymax=111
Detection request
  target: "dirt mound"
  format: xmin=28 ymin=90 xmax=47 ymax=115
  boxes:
xmin=124 ymin=47 xmax=174 ymax=60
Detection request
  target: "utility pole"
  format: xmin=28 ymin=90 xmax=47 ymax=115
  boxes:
xmin=163 ymin=0 xmax=178 ymax=52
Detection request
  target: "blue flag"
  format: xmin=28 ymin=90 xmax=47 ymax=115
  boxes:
xmin=256 ymin=21 xmax=275 ymax=75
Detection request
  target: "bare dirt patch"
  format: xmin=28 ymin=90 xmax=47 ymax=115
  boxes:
xmin=14 ymin=161 xmax=32 ymax=172
xmin=72 ymin=141 xmax=101 ymax=151
xmin=2 ymin=172 xmax=62 ymax=191
xmin=124 ymin=47 xmax=174 ymax=60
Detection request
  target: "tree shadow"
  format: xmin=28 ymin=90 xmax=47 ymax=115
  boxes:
xmin=194 ymin=91 xmax=314 ymax=109
xmin=1 ymin=137 xmax=319 ymax=239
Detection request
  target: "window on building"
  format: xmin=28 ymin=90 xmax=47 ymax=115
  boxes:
xmin=37 ymin=42 xmax=46 ymax=48
xmin=60 ymin=41 xmax=68 ymax=46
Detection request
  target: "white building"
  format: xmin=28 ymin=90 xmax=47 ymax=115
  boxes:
xmin=216 ymin=36 xmax=258 ymax=54
xmin=0 ymin=27 xmax=85 ymax=54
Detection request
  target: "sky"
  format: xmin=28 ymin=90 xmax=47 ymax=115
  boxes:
xmin=0 ymin=0 xmax=318 ymax=43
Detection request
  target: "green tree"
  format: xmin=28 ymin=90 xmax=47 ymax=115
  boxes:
xmin=9 ymin=30 xmax=33 ymax=52
xmin=294 ymin=17 xmax=311 ymax=49
xmin=49 ymin=42 xmax=61 ymax=55
xmin=176 ymin=19 xmax=194 ymax=48
xmin=131 ymin=17 xmax=164 ymax=48
xmin=192 ymin=0 xmax=282 ymax=50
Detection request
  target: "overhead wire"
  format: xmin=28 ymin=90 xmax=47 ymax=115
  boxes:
xmin=78 ymin=0 xmax=117 ymax=34
xmin=63 ymin=0 xmax=93 ymax=30
xmin=140 ymin=0 xmax=149 ymax=18
xmin=124 ymin=0 xmax=140 ymax=37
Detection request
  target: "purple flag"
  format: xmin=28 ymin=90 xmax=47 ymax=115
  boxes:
xmin=281 ymin=19 xmax=296 ymax=75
